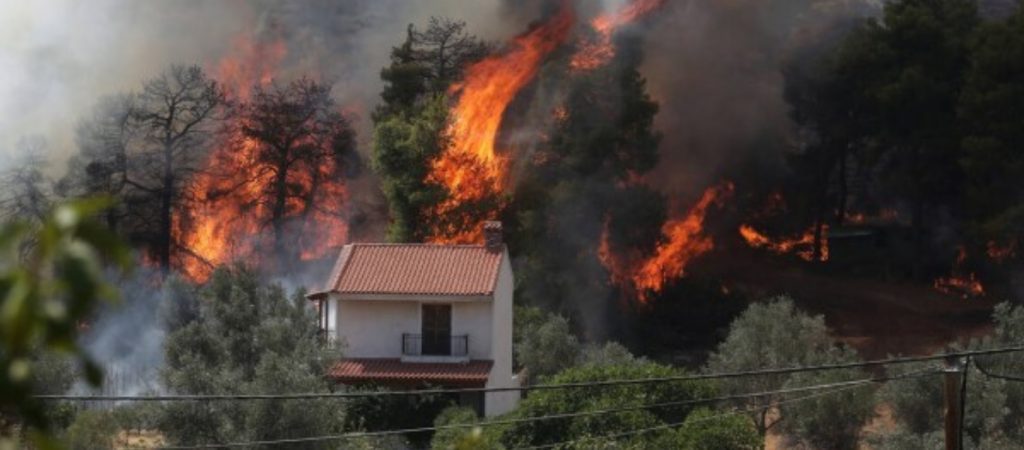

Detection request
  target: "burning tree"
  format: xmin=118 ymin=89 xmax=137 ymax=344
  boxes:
xmin=235 ymin=77 xmax=356 ymax=262
xmin=372 ymin=2 xmax=714 ymax=313
xmin=373 ymin=17 xmax=494 ymax=242
xmin=62 ymin=65 xmax=226 ymax=273
xmin=176 ymin=77 xmax=357 ymax=278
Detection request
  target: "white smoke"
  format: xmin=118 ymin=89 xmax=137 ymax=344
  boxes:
xmin=0 ymin=0 xmax=525 ymax=173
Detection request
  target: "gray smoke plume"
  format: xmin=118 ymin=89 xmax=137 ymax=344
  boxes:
xmin=0 ymin=0 xmax=522 ymax=172
xmin=75 ymin=268 xmax=170 ymax=396
xmin=640 ymin=0 xmax=881 ymax=198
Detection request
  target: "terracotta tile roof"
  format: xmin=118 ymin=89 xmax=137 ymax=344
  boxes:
xmin=313 ymin=243 xmax=504 ymax=297
xmin=328 ymin=358 xmax=493 ymax=387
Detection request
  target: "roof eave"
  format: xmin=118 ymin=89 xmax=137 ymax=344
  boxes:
xmin=306 ymin=291 xmax=333 ymax=301
xmin=336 ymin=292 xmax=493 ymax=302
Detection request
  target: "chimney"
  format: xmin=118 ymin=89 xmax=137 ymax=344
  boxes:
xmin=483 ymin=221 xmax=503 ymax=251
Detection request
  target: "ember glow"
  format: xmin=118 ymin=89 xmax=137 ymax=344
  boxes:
xmin=986 ymin=239 xmax=1017 ymax=263
xmin=934 ymin=247 xmax=985 ymax=299
xmin=934 ymin=273 xmax=985 ymax=299
xmin=426 ymin=6 xmax=574 ymax=243
xmin=600 ymin=183 xmax=734 ymax=303
xmin=172 ymin=35 xmax=349 ymax=281
xmin=738 ymin=224 xmax=829 ymax=262
xmin=570 ymin=0 xmax=667 ymax=71
xmin=844 ymin=209 xmax=902 ymax=225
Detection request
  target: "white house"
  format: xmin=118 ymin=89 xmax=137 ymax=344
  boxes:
xmin=307 ymin=221 xmax=519 ymax=416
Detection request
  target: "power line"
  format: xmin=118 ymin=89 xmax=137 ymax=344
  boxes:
xmin=157 ymin=370 xmax=937 ymax=449
xmin=973 ymin=356 xmax=1024 ymax=382
xmin=37 ymin=345 xmax=1024 ymax=402
xmin=513 ymin=373 xmax=908 ymax=450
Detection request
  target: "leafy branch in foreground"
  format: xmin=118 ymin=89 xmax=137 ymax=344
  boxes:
xmin=0 ymin=198 xmax=131 ymax=447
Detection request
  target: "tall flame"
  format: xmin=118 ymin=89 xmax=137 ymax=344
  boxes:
xmin=600 ymin=183 xmax=733 ymax=303
xmin=571 ymin=0 xmax=667 ymax=71
xmin=738 ymin=224 xmax=829 ymax=262
xmin=173 ymin=34 xmax=349 ymax=281
xmin=426 ymin=6 xmax=574 ymax=243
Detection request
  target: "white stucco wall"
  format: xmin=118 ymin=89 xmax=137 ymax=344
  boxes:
xmin=335 ymin=298 xmax=419 ymax=358
xmin=451 ymin=301 xmax=492 ymax=359
xmin=485 ymin=250 xmax=519 ymax=416
xmin=337 ymin=298 xmax=495 ymax=360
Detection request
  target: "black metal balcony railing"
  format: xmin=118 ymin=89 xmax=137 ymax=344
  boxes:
xmin=402 ymin=333 xmax=469 ymax=357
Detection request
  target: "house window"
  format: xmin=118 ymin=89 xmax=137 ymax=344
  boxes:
xmin=422 ymin=304 xmax=452 ymax=356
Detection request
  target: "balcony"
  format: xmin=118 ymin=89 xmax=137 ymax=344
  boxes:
xmin=401 ymin=333 xmax=469 ymax=363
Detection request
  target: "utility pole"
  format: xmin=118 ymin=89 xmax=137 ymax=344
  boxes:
xmin=944 ymin=356 xmax=966 ymax=450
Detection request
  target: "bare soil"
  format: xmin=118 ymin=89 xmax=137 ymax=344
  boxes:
xmin=697 ymin=252 xmax=998 ymax=359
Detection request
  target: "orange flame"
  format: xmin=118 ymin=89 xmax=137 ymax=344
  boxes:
xmin=934 ymin=273 xmax=985 ymax=299
xmin=738 ymin=224 xmax=829 ymax=262
xmin=986 ymin=239 xmax=1017 ymax=263
xmin=934 ymin=246 xmax=985 ymax=299
xmin=426 ymin=6 xmax=574 ymax=243
xmin=172 ymin=34 xmax=349 ymax=281
xmin=570 ymin=0 xmax=667 ymax=71
xmin=600 ymin=183 xmax=733 ymax=303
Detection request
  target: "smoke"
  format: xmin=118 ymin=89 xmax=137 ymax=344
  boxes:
xmin=75 ymin=269 xmax=171 ymax=396
xmin=0 ymin=0 xmax=523 ymax=172
xmin=639 ymin=0 xmax=880 ymax=198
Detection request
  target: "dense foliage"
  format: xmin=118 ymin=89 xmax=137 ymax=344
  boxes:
xmin=431 ymin=357 xmax=770 ymax=450
xmin=372 ymin=18 xmax=489 ymax=243
xmin=156 ymin=266 xmax=343 ymax=448
xmin=875 ymin=302 xmax=1024 ymax=447
xmin=706 ymin=297 xmax=873 ymax=443
xmin=783 ymin=0 xmax=1024 ymax=278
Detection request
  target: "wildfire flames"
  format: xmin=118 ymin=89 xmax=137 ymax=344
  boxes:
xmin=173 ymin=35 xmax=349 ymax=281
xmin=426 ymin=6 xmax=574 ymax=243
xmin=934 ymin=246 xmax=985 ymax=299
xmin=571 ymin=0 xmax=667 ymax=71
xmin=986 ymin=239 xmax=1017 ymax=263
xmin=600 ymin=183 xmax=734 ymax=302
xmin=738 ymin=224 xmax=829 ymax=262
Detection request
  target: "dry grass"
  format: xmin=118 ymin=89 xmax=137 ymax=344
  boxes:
xmin=113 ymin=430 xmax=165 ymax=450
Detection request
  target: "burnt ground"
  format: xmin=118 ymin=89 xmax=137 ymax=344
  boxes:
xmin=695 ymin=251 xmax=999 ymax=360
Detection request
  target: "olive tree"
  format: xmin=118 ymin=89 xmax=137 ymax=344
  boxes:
xmin=706 ymin=296 xmax=873 ymax=445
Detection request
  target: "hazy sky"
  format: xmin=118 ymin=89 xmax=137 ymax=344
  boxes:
xmin=0 ymin=0 xmax=529 ymax=171
xmin=0 ymin=0 xmax=871 ymax=201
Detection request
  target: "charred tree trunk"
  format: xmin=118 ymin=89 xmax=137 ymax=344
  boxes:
xmin=270 ymin=149 xmax=292 ymax=263
xmin=812 ymin=144 xmax=836 ymax=262
xmin=910 ymin=145 xmax=926 ymax=278
xmin=302 ymin=161 xmax=322 ymax=222
xmin=158 ymin=140 xmax=174 ymax=273
xmin=835 ymin=145 xmax=848 ymax=226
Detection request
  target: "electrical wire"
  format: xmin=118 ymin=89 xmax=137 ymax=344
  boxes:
xmin=156 ymin=369 xmax=938 ymax=449
xmin=36 ymin=345 xmax=1024 ymax=403
xmin=513 ymin=373 xmax=912 ymax=450
xmin=973 ymin=355 xmax=1024 ymax=382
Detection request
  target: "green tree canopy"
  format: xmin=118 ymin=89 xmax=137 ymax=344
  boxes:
xmin=494 ymin=362 xmax=715 ymax=449
xmin=876 ymin=301 xmax=1024 ymax=446
xmin=157 ymin=265 xmax=342 ymax=448
xmin=706 ymin=297 xmax=871 ymax=439
xmin=959 ymin=7 xmax=1024 ymax=252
